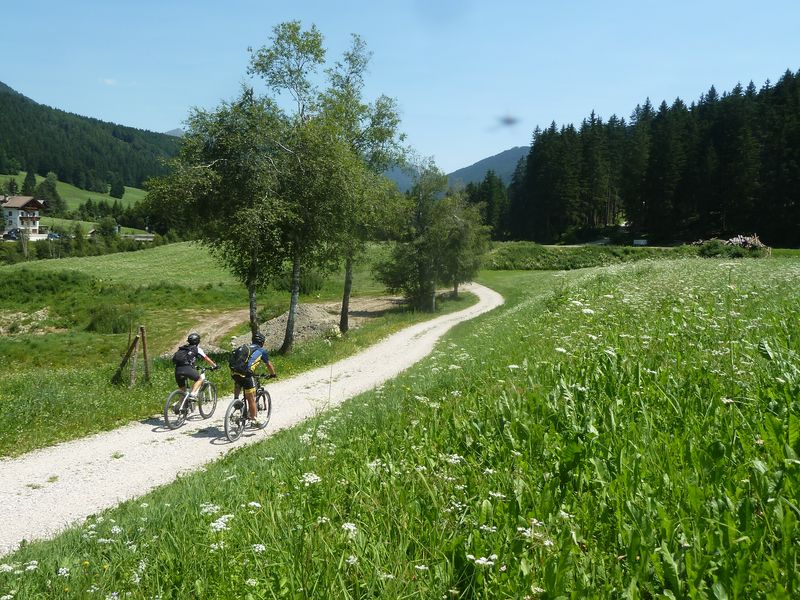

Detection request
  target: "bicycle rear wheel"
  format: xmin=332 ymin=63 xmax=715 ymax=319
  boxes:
xmin=253 ymin=389 xmax=272 ymax=430
xmin=164 ymin=389 xmax=188 ymax=429
xmin=224 ymin=399 xmax=246 ymax=442
xmin=198 ymin=382 xmax=218 ymax=418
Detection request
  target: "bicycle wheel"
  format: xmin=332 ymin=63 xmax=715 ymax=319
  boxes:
xmin=224 ymin=399 xmax=246 ymax=442
xmin=198 ymin=382 xmax=218 ymax=418
xmin=253 ymin=389 xmax=272 ymax=430
xmin=164 ymin=389 xmax=188 ymax=430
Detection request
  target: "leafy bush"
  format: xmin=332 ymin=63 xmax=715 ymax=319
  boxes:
xmin=273 ymin=268 xmax=326 ymax=295
xmin=0 ymin=268 xmax=93 ymax=304
xmin=696 ymin=238 xmax=770 ymax=258
xmin=85 ymin=303 xmax=144 ymax=334
xmin=484 ymin=241 xmax=696 ymax=270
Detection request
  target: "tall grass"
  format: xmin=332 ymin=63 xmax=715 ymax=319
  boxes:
xmin=3 ymin=258 xmax=798 ymax=597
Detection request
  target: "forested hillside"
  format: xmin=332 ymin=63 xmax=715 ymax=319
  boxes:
xmin=505 ymin=68 xmax=800 ymax=246
xmin=448 ymin=146 xmax=528 ymax=188
xmin=0 ymin=82 xmax=179 ymax=190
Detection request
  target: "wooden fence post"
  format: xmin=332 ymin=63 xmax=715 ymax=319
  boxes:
xmin=129 ymin=336 xmax=140 ymax=387
xmin=111 ymin=333 xmax=140 ymax=385
xmin=139 ymin=325 xmax=150 ymax=382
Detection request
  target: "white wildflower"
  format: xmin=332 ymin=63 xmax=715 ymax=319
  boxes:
xmin=245 ymin=578 xmax=258 ymax=587
xmin=199 ymin=503 xmax=221 ymax=516
xmin=346 ymin=555 xmax=358 ymax=565
xmin=210 ymin=514 xmax=234 ymax=532
xmin=342 ymin=522 xmax=357 ymax=538
xmin=301 ymin=472 xmax=322 ymax=486
xmin=58 ymin=567 xmax=70 ymax=577
xmin=252 ymin=544 xmax=266 ymax=553
xmin=247 ymin=501 xmax=262 ymax=509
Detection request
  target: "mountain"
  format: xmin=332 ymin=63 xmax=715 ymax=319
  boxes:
xmin=385 ymin=146 xmax=530 ymax=193
xmin=164 ymin=128 xmax=184 ymax=138
xmin=0 ymin=81 xmax=179 ymax=189
xmin=447 ymin=146 xmax=529 ymax=188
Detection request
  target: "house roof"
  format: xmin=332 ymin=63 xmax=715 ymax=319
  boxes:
xmin=2 ymin=196 xmax=44 ymax=210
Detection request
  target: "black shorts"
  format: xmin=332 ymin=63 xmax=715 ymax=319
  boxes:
xmin=232 ymin=372 xmax=256 ymax=392
xmin=175 ymin=365 xmax=201 ymax=387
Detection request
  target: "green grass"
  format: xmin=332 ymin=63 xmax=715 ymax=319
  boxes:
xmin=2 ymin=257 xmax=798 ymax=597
xmin=39 ymin=216 xmax=147 ymax=235
xmin=485 ymin=240 xmax=698 ymax=270
xmin=1 ymin=171 xmax=144 ymax=210
xmin=0 ymin=242 xmax=474 ymax=456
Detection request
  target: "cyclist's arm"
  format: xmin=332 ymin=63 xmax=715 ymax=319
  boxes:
xmin=196 ymin=346 xmax=218 ymax=369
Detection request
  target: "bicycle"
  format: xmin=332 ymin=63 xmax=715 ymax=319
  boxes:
xmin=224 ymin=373 xmax=274 ymax=442
xmin=163 ymin=367 xmax=219 ymax=430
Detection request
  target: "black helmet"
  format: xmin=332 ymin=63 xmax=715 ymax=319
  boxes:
xmin=187 ymin=332 xmax=201 ymax=345
xmin=252 ymin=332 xmax=266 ymax=346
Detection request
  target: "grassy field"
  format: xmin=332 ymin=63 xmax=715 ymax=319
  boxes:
xmin=0 ymin=241 xmax=470 ymax=456
xmin=38 ymin=216 xmax=147 ymax=235
xmin=1 ymin=171 xmax=145 ymax=211
xmin=1 ymin=256 xmax=797 ymax=597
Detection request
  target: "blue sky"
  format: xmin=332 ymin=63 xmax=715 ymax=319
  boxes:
xmin=2 ymin=1 xmax=799 ymax=173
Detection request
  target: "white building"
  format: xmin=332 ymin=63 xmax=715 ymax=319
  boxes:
xmin=2 ymin=195 xmax=44 ymax=234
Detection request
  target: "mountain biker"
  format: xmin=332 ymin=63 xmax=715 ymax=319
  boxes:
xmin=174 ymin=332 xmax=219 ymax=400
xmin=231 ymin=331 xmax=277 ymax=427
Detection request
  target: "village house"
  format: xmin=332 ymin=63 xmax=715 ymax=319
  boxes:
xmin=2 ymin=195 xmax=44 ymax=235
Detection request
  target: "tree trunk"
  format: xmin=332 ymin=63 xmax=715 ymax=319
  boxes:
xmin=453 ymin=281 xmax=459 ymax=298
xmin=339 ymin=253 xmax=354 ymax=333
xmin=430 ymin=269 xmax=437 ymax=312
xmin=280 ymin=254 xmax=301 ymax=354
xmin=248 ymin=279 xmax=259 ymax=337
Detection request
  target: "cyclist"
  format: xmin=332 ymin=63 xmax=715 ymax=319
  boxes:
xmin=230 ymin=331 xmax=277 ymax=427
xmin=173 ymin=332 xmax=219 ymax=400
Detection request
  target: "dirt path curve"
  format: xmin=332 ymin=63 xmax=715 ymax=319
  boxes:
xmin=0 ymin=283 xmax=503 ymax=557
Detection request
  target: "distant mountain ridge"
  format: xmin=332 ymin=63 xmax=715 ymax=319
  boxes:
xmin=385 ymin=146 xmax=530 ymax=193
xmin=0 ymin=81 xmax=179 ymax=189
xmin=447 ymin=146 xmax=529 ymax=187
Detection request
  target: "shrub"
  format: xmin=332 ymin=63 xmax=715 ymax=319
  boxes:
xmin=273 ymin=268 xmax=325 ymax=295
xmin=85 ymin=303 xmax=144 ymax=334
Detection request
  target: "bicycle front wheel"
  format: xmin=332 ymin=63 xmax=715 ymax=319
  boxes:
xmin=253 ymin=389 xmax=272 ymax=430
xmin=164 ymin=389 xmax=188 ymax=430
xmin=224 ymin=399 xmax=246 ymax=442
xmin=198 ymin=382 xmax=217 ymax=418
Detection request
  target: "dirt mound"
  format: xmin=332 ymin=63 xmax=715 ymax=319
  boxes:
xmin=231 ymin=304 xmax=340 ymax=351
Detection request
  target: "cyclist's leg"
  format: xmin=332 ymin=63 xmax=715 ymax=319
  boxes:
xmin=190 ymin=370 xmax=205 ymax=397
xmin=242 ymin=375 xmax=257 ymax=417
xmin=178 ymin=366 xmax=201 ymax=397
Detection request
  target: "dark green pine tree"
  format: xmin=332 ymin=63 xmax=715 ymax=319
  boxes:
xmin=621 ymin=100 xmax=654 ymax=232
xmin=643 ymin=100 xmax=690 ymax=240
xmin=506 ymin=156 xmax=528 ymax=239
xmin=579 ymin=111 xmax=609 ymax=229
xmin=109 ymin=176 xmax=125 ymax=199
xmin=715 ymin=83 xmax=761 ymax=234
xmin=34 ymin=172 xmax=66 ymax=215
xmin=22 ymin=170 xmax=37 ymax=195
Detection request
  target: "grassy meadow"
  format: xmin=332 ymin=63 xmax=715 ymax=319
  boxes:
xmin=0 ymin=241 xmax=471 ymax=456
xmin=2 ymin=171 xmax=145 ymax=211
xmin=1 ymin=256 xmax=798 ymax=597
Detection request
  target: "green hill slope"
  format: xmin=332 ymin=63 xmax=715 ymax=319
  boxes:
xmin=0 ymin=81 xmax=178 ymax=189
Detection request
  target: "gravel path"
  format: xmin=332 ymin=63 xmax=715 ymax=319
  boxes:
xmin=0 ymin=283 xmax=503 ymax=557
